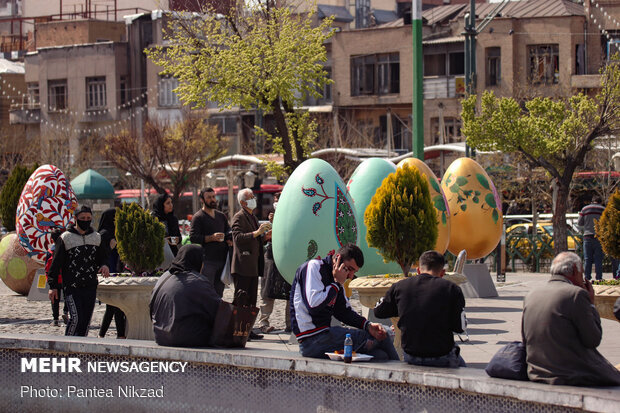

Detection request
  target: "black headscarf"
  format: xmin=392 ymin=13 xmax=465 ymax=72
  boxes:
xmin=150 ymin=193 xmax=169 ymax=222
xmin=150 ymin=193 xmax=181 ymax=234
xmin=98 ymin=207 xmax=117 ymax=247
xmin=98 ymin=208 xmax=116 ymax=233
xmin=168 ymin=244 xmax=203 ymax=275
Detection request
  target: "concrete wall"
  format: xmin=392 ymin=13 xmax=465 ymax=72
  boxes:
xmin=1 ymin=334 xmax=618 ymax=413
xmin=35 ymin=20 xmax=126 ymax=48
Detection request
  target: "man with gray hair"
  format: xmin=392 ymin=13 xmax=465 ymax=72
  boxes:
xmin=231 ymin=188 xmax=271 ymax=339
xmin=521 ymin=252 xmax=620 ymax=386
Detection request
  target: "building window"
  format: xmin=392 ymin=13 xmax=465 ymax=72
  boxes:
xmin=208 ymin=116 xmax=237 ymax=135
xmin=430 ymin=117 xmax=462 ymax=145
xmin=304 ymin=67 xmax=332 ymax=106
xmin=424 ymin=54 xmax=446 ymax=76
xmin=86 ymin=77 xmax=106 ymax=110
xmin=27 ymin=83 xmax=39 ymax=106
xmin=378 ymin=54 xmax=400 ymax=94
xmin=48 ymin=79 xmax=67 ymax=111
xmin=351 ymin=53 xmax=399 ymax=96
xmin=528 ymin=44 xmax=559 ymax=85
xmin=424 ymin=52 xmax=463 ymax=77
xmin=449 ymin=52 xmax=464 ymax=75
xmin=159 ymin=75 xmax=180 ymax=107
xmin=486 ymin=47 xmax=501 ymax=86
xmin=355 ymin=0 xmax=370 ymax=28
xmin=380 ymin=112 xmax=410 ymax=152
xmin=120 ymin=76 xmax=129 ymax=105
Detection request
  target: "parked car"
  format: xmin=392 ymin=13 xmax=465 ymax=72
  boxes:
xmin=506 ymin=222 xmax=580 ymax=251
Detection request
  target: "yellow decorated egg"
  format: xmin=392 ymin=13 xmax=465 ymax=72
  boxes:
xmin=441 ymin=158 xmax=502 ymax=259
xmin=273 ymin=159 xmax=359 ymax=284
xmin=397 ymin=158 xmax=451 ymax=254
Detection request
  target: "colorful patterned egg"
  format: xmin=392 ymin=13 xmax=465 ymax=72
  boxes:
xmin=0 ymin=233 xmax=42 ymax=295
xmin=347 ymin=158 xmax=401 ymax=276
xmin=397 ymin=158 xmax=451 ymax=254
xmin=441 ymin=158 xmax=502 ymax=259
xmin=16 ymin=165 xmax=77 ymax=265
xmin=272 ymin=159 xmax=359 ymax=283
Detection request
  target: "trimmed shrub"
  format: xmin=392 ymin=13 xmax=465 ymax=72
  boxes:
xmin=0 ymin=164 xmax=37 ymax=231
xmin=365 ymin=163 xmax=438 ymax=276
xmin=115 ymin=202 xmax=165 ymax=274
xmin=596 ymin=190 xmax=620 ymax=259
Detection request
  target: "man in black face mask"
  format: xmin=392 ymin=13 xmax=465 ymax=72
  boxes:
xmin=48 ymin=205 xmax=110 ymax=336
xmin=189 ymin=188 xmax=232 ymax=297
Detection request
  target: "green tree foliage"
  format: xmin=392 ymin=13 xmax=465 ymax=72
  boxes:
xmin=596 ymin=190 xmax=620 ymax=259
xmin=146 ymin=1 xmax=334 ymax=176
xmin=365 ymin=164 xmax=437 ymax=276
xmin=115 ymin=203 xmax=165 ymax=275
xmin=0 ymin=164 xmax=37 ymax=231
xmin=461 ymin=60 xmax=620 ymax=254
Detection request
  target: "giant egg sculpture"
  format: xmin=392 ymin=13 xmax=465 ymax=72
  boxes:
xmin=16 ymin=165 xmax=77 ymax=265
xmin=347 ymin=158 xmax=401 ymax=276
xmin=0 ymin=233 xmax=41 ymax=295
xmin=273 ymin=159 xmax=359 ymax=283
xmin=441 ymin=158 xmax=502 ymax=259
xmin=397 ymin=158 xmax=451 ymax=254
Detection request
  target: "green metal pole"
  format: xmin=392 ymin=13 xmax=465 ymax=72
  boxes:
xmin=412 ymin=0 xmax=424 ymax=160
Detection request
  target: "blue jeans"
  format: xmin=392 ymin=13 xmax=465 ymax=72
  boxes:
xmin=404 ymin=345 xmax=467 ymax=368
xmin=583 ymin=237 xmax=603 ymax=280
xmin=298 ymin=326 xmax=399 ymax=361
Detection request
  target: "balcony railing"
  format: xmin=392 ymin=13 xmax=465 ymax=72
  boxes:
xmin=9 ymin=104 xmax=40 ymax=125
xmin=423 ymin=76 xmax=465 ymax=100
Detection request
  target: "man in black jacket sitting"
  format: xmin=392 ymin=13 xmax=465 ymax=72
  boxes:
xmin=374 ymin=250 xmax=466 ymax=367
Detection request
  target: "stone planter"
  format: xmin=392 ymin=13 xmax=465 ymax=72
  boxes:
xmin=349 ymin=273 xmax=469 ymax=360
xmin=593 ymin=285 xmax=620 ymax=322
xmin=97 ymin=275 xmax=159 ymax=340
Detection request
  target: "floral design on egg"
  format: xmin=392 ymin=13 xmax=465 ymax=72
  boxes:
xmin=301 ymin=173 xmax=333 ymax=216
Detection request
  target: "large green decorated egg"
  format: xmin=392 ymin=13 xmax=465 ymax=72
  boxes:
xmin=273 ymin=159 xmax=359 ymax=283
xmin=346 ymin=158 xmax=401 ymax=276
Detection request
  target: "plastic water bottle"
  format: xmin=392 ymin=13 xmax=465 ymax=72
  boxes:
xmin=343 ymin=333 xmax=353 ymax=364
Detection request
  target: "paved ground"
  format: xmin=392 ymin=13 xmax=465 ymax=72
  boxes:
xmin=1 ymin=271 xmax=619 ymax=369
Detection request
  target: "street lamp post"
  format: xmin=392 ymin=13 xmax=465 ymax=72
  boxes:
xmin=412 ymin=0 xmax=424 ymax=160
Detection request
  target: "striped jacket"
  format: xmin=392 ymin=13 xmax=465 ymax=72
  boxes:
xmin=577 ymin=202 xmax=605 ymax=236
xmin=290 ymin=255 xmax=368 ymax=340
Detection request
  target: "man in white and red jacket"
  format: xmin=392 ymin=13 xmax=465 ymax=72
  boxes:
xmin=290 ymin=244 xmax=398 ymax=360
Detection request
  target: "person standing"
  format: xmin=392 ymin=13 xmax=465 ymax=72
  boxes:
xmin=257 ymin=192 xmax=291 ymax=333
xmin=577 ymin=195 xmax=606 ymax=280
xmin=522 ymin=252 xmax=620 ymax=386
xmin=374 ymin=251 xmax=466 ymax=367
xmin=151 ymin=193 xmax=182 ymax=256
xmin=44 ymin=228 xmax=68 ymax=327
xmin=48 ymin=205 xmax=110 ymax=336
xmin=190 ymin=188 xmax=232 ymax=297
xmin=97 ymin=208 xmax=126 ymax=339
xmin=231 ymin=188 xmax=271 ymax=340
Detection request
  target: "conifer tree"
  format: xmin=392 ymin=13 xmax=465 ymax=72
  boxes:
xmin=0 ymin=164 xmax=37 ymax=232
xmin=365 ymin=164 xmax=438 ymax=276
xmin=596 ymin=190 xmax=620 ymax=259
xmin=115 ymin=202 xmax=165 ymax=274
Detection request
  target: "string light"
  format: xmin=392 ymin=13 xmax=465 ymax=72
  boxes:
xmin=590 ymin=1 xmax=620 ymax=53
